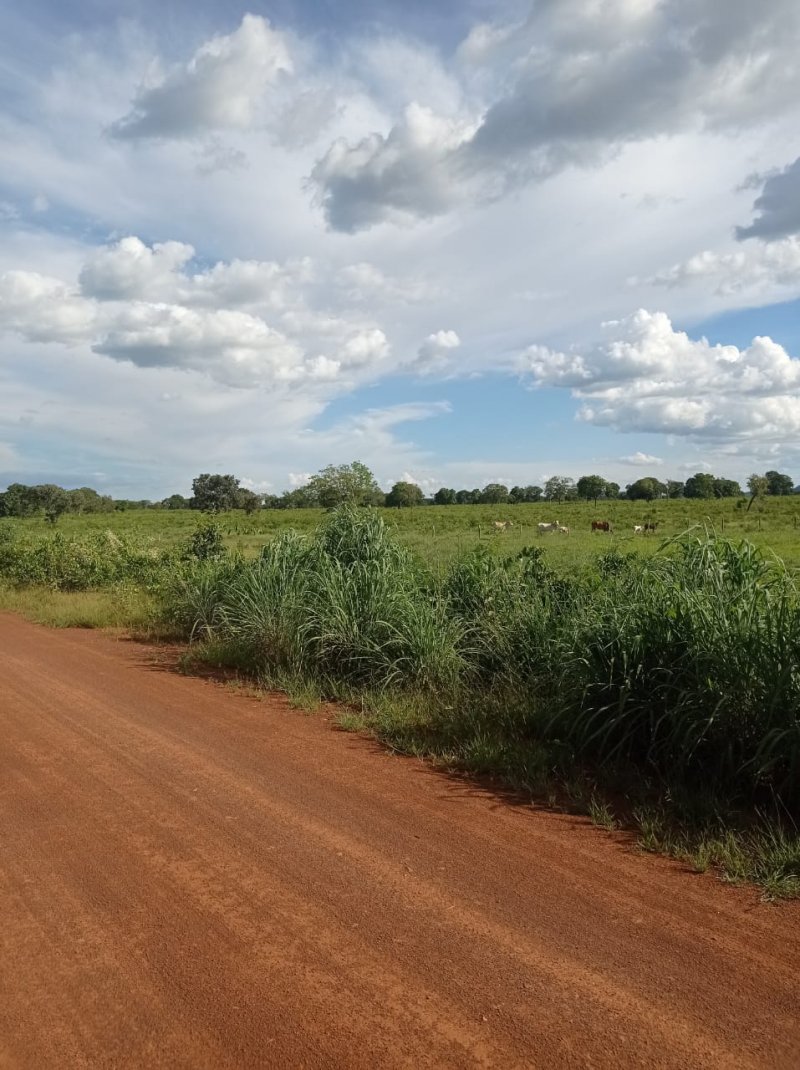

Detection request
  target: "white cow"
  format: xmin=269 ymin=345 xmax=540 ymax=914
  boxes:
xmin=633 ymin=525 xmax=644 ymax=534
xmin=538 ymin=521 xmax=560 ymax=534
xmin=493 ymin=520 xmax=513 ymax=532
xmin=557 ymin=524 xmax=570 ymax=535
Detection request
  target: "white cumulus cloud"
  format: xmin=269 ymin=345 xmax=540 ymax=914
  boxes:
xmin=619 ymin=451 xmax=663 ymax=466
xmin=111 ymin=15 xmax=292 ymax=140
xmin=645 ymin=236 xmax=800 ymax=297
xmin=521 ymin=309 xmax=800 ymax=442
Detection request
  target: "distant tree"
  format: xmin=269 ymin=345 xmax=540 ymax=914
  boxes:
xmin=626 ymin=477 xmax=666 ymax=501
xmin=712 ymin=477 xmax=741 ymax=498
xmin=161 ymin=494 xmax=190 ymax=510
xmin=261 ymin=494 xmax=282 ymax=509
xmin=666 ymin=480 xmax=685 ymax=499
xmin=576 ymin=475 xmax=607 ymax=505
xmin=544 ymin=476 xmax=575 ymax=502
xmin=235 ymin=488 xmax=262 ymax=514
xmin=433 ymin=487 xmax=457 ymax=505
xmin=280 ymin=485 xmax=319 ymax=509
xmin=2 ymin=483 xmax=38 ymax=517
xmin=683 ymin=473 xmax=716 ymax=499
xmin=37 ymin=485 xmax=70 ymax=525
xmin=746 ymin=473 xmax=769 ymax=512
xmin=68 ymin=487 xmax=114 ymax=514
xmin=604 ymin=482 xmax=620 ymax=500
xmin=479 ymin=483 xmax=510 ymax=505
xmin=386 ymin=481 xmax=425 ymax=507
xmin=191 ymin=473 xmax=241 ymax=513
xmin=765 ymin=470 xmax=794 ymax=496
xmin=307 ymin=461 xmax=382 ymax=508
xmin=455 ymin=488 xmax=480 ymax=504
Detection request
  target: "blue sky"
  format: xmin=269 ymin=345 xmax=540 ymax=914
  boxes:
xmin=2 ymin=0 xmax=800 ymax=497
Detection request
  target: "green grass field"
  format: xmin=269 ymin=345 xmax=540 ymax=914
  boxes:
xmin=7 ymin=495 xmax=800 ymax=569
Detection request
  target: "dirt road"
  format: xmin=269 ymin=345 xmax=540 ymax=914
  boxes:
xmin=1 ymin=613 xmax=798 ymax=1069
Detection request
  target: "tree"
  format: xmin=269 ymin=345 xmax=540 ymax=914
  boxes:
xmin=683 ymin=473 xmax=716 ymax=499
xmin=307 ymin=461 xmax=382 ymax=508
xmin=604 ymin=482 xmax=620 ymax=500
xmin=68 ymin=487 xmax=114 ymax=514
xmin=37 ymin=485 xmax=70 ymax=525
xmin=2 ymin=483 xmax=38 ymax=517
xmin=765 ymin=470 xmax=794 ymax=496
xmin=746 ymin=473 xmax=769 ymax=512
xmin=433 ymin=487 xmax=457 ymax=505
xmin=386 ymin=481 xmax=425 ymax=507
xmin=712 ymin=477 xmax=741 ymax=498
xmin=576 ymin=475 xmax=607 ymax=504
xmin=455 ymin=488 xmax=480 ymax=504
xmin=235 ymin=488 xmax=262 ymax=514
xmin=626 ymin=477 xmax=666 ymax=501
xmin=510 ymin=485 xmax=545 ymax=503
xmin=280 ymin=485 xmax=319 ymax=509
xmin=161 ymin=494 xmax=190 ymax=510
xmin=191 ymin=473 xmax=241 ymax=513
xmin=544 ymin=476 xmax=575 ymax=502
xmin=479 ymin=483 xmax=509 ymax=505
xmin=666 ymin=480 xmax=684 ymax=499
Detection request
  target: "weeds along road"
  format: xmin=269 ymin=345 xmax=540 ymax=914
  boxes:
xmin=1 ymin=614 xmax=798 ymax=1069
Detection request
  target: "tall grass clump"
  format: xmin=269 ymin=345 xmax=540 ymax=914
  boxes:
xmin=165 ymin=507 xmax=465 ymax=692
xmin=549 ymin=533 xmax=800 ymax=811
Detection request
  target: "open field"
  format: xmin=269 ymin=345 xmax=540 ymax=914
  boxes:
xmin=6 ymin=496 xmax=800 ymax=568
xmin=2 ymin=612 xmax=799 ymax=1069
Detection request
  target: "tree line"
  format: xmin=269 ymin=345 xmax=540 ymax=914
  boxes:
xmin=1 ymin=465 xmax=796 ymax=519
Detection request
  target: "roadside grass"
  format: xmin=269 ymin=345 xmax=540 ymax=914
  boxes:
xmin=0 ymin=583 xmax=156 ymax=630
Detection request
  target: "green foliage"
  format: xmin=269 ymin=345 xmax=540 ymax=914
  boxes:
xmin=191 ymin=473 xmax=241 ymax=512
xmin=765 ymin=470 xmax=794 ymax=496
xmin=187 ymin=521 xmax=225 ymax=561
xmin=0 ymin=529 xmax=173 ymax=591
xmin=306 ymin=461 xmax=383 ymax=508
xmin=544 ymin=476 xmax=575 ymax=502
xmin=576 ymin=475 xmax=607 ymax=503
xmin=479 ymin=482 xmax=509 ymax=505
xmin=627 ymin=476 xmax=666 ymax=501
xmin=386 ymin=480 xmax=425 ymax=507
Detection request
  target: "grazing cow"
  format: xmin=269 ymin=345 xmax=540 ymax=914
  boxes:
xmin=557 ymin=524 xmax=570 ymax=535
xmin=591 ymin=520 xmax=612 ymax=533
xmin=633 ymin=525 xmax=644 ymax=534
xmin=538 ymin=521 xmax=560 ymax=534
xmin=492 ymin=520 xmax=513 ymax=532
xmin=644 ymin=521 xmax=658 ymax=533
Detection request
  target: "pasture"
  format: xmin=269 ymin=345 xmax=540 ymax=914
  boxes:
xmin=7 ymin=495 xmax=800 ymax=569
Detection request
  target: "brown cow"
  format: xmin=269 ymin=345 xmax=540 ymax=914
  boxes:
xmin=591 ymin=520 xmax=612 ymax=533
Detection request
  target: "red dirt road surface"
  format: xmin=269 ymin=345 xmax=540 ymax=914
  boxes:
xmin=1 ymin=614 xmax=799 ymax=1069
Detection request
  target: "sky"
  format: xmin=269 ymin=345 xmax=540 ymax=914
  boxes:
xmin=2 ymin=0 xmax=800 ymax=498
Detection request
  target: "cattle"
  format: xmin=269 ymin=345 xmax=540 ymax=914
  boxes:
xmin=492 ymin=520 xmax=513 ymax=532
xmin=557 ymin=524 xmax=570 ymax=535
xmin=537 ymin=521 xmax=560 ymax=534
xmin=633 ymin=525 xmax=644 ymax=534
xmin=591 ymin=520 xmax=612 ymax=533
xmin=644 ymin=521 xmax=658 ymax=533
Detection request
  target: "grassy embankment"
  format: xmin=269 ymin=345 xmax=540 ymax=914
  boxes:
xmin=2 ymin=504 xmax=800 ymax=897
